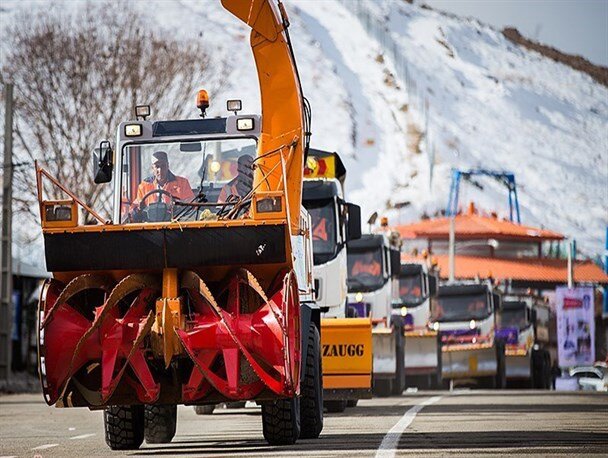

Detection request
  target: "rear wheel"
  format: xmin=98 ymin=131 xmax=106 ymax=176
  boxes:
xmin=104 ymin=405 xmax=145 ymax=450
xmin=346 ymin=399 xmax=358 ymax=408
xmin=193 ymin=405 xmax=215 ymax=415
xmin=373 ymin=378 xmax=393 ymax=397
xmin=324 ymin=400 xmax=347 ymax=413
xmin=225 ymin=402 xmax=247 ymax=409
xmin=262 ymin=397 xmax=301 ymax=445
xmin=392 ymin=325 xmax=405 ymax=395
xmin=300 ymin=323 xmax=323 ymax=439
xmin=144 ymin=404 xmax=177 ymax=444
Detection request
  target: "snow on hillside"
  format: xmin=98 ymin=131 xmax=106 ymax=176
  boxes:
xmin=1 ymin=0 xmax=606 ymax=258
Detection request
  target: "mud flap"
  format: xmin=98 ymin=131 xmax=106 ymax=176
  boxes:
xmin=321 ymin=318 xmax=372 ymax=400
xmin=505 ymin=353 xmax=532 ymax=379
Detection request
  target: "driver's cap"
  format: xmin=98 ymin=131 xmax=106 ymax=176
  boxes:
xmin=152 ymin=151 xmax=168 ymax=165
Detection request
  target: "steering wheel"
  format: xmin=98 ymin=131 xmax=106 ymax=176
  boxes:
xmin=132 ymin=189 xmax=177 ymax=223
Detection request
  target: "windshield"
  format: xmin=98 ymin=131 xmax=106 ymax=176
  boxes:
xmin=119 ymin=139 xmax=256 ymax=223
xmin=398 ymin=274 xmax=424 ymax=306
xmin=432 ymin=293 xmax=490 ymax=322
xmin=307 ymin=199 xmax=337 ymax=264
xmin=499 ymin=307 xmax=529 ymax=330
xmin=347 ymin=247 xmax=384 ymax=292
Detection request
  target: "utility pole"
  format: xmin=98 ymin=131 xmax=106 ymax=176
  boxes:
xmin=0 ymin=83 xmax=14 ymax=382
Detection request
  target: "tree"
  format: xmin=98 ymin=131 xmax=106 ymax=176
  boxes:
xmin=1 ymin=1 xmax=228 ymax=229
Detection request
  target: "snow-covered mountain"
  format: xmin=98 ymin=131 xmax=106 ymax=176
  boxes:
xmin=2 ymin=0 xmax=606 ymax=257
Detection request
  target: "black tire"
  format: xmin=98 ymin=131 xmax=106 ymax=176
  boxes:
xmin=324 ymin=400 xmax=347 ymax=413
xmin=528 ymin=353 xmax=536 ymax=388
xmin=346 ymin=399 xmax=358 ymax=408
xmin=495 ymin=342 xmax=506 ymax=389
xmin=262 ymin=397 xmax=301 ymax=445
xmin=104 ymin=405 xmax=145 ymax=451
xmin=300 ymin=323 xmax=323 ymax=439
xmin=193 ymin=404 xmax=216 ymax=415
xmin=373 ymin=378 xmax=393 ymax=397
xmin=225 ymin=402 xmax=247 ymax=409
xmin=144 ymin=404 xmax=177 ymax=444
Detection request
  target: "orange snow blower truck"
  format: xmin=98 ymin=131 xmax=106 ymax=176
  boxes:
xmin=35 ymin=0 xmax=322 ymax=450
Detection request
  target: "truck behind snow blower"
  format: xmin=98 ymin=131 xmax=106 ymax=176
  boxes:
xmin=35 ymin=0 xmax=324 ymax=450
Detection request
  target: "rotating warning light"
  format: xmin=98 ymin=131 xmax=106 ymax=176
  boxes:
xmin=196 ymin=90 xmax=210 ymax=117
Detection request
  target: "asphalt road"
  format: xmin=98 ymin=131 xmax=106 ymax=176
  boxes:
xmin=1 ymin=391 xmax=607 ymax=457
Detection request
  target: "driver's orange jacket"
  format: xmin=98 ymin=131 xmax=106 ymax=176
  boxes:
xmin=352 ymin=260 xmax=381 ymax=277
xmin=135 ymin=173 xmax=194 ymax=205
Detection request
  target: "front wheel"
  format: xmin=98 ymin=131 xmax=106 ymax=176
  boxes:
xmin=104 ymin=405 xmax=145 ymax=450
xmin=300 ymin=323 xmax=323 ymax=439
xmin=144 ymin=404 xmax=177 ymax=444
xmin=346 ymin=399 xmax=358 ymax=408
xmin=373 ymin=378 xmax=393 ymax=397
xmin=495 ymin=342 xmax=506 ymax=389
xmin=262 ymin=397 xmax=301 ymax=445
xmin=324 ymin=400 xmax=347 ymax=413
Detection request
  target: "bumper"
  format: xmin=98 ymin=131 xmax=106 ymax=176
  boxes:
xmin=441 ymin=343 xmax=497 ymax=379
xmin=505 ymin=353 xmax=532 ymax=379
xmin=372 ymin=328 xmax=396 ymax=377
xmin=321 ymin=317 xmax=372 ymax=399
xmin=404 ymin=330 xmax=439 ymax=375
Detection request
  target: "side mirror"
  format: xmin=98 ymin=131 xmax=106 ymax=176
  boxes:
xmin=492 ymin=293 xmax=502 ymax=312
xmin=346 ymin=202 xmax=361 ymax=241
xmin=530 ymin=308 xmax=537 ymax=325
xmin=428 ymin=274 xmax=438 ymax=296
xmin=389 ymin=249 xmax=401 ymax=276
xmin=93 ymin=140 xmax=114 ymax=184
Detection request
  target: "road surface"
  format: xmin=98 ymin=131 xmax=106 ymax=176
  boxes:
xmin=1 ymin=390 xmax=607 ymax=457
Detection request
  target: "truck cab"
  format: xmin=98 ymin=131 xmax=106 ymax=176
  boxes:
xmin=498 ymin=295 xmax=553 ymax=388
xmin=431 ymin=282 xmax=506 ymax=388
xmin=347 ymin=233 xmax=403 ymax=396
xmin=393 ymin=263 xmax=440 ymax=388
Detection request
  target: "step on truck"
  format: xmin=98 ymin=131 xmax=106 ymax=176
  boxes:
xmin=35 ymin=0 xmax=324 ymax=449
xmin=346 ymin=232 xmax=404 ymax=397
xmin=302 ymin=149 xmax=372 ymax=413
xmin=393 ymin=262 xmax=441 ymax=389
xmin=431 ymin=282 xmax=506 ymax=389
xmin=497 ymin=295 xmax=553 ymax=388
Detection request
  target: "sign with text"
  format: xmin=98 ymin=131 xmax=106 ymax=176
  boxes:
xmin=555 ymin=286 xmax=595 ymax=368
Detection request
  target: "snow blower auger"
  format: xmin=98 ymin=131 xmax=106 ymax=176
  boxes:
xmin=35 ymin=0 xmax=322 ymax=450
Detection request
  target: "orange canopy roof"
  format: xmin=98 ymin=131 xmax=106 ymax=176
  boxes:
xmin=420 ymin=254 xmax=608 ymax=285
xmin=396 ymin=213 xmax=564 ymax=242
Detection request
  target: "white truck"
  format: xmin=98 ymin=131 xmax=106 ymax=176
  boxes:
xmin=302 ymin=149 xmax=372 ymax=412
xmin=497 ymin=295 xmax=552 ymax=388
xmin=431 ymin=282 xmax=506 ymax=388
xmin=346 ymin=232 xmax=403 ymax=396
xmin=393 ymin=263 xmax=441 ymax=389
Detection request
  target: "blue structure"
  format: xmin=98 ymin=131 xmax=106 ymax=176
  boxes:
xmin=446 ymin=168 xmax=521 ymax=223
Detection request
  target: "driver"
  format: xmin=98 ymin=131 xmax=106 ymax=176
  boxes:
xmin=217 ymin=154 xmax=254 ymax=203
xmin=135 ymin=151 xmax=194 ymax=206
xmin=352 ymin=252 xmax=381 ymax=277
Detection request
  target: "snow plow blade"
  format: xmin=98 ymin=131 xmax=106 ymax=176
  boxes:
xmin=321 ymin=317 xmax=372 ymax=400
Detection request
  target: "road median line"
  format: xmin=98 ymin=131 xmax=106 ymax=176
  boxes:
xmin=375 ymin=396 xmax=442 ymax=458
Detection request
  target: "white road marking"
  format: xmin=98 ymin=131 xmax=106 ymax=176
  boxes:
xmin=31 ymin=443 xmax=59 ymax=451
xmin=70 ymin=433 xmax=96 ymax=440
xmin=0 ymin=455 xmax=18 ymax=458
xmin=68 ymin=427 xmax=76 ymax=431
xmin=375 ymin=396 xmax=442 ymax=458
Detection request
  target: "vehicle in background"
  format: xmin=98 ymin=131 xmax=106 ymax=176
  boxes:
xmin=392 ymin=263 xmax=441 ymax=389
xmin=302 ymin=149 xmax=372 ymax=413
xmin=497 ymin=295 xmax=552 ymax=388
xmin=568 ymin=363 xmax=607 ymax=392
xmin=431 ymin=282 xmax=506 ymax=389
xmin=347 ymin=232 xmax=403 ymax=396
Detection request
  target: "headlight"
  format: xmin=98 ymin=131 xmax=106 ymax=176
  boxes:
xmin=355 ymin=292 xmax=363 ymax=303
xmin=400 ymin=306 xmax=408 ymax=317
xmin=469 ymin=319 xmax=477 ymax=329
xmin=236 ymin=117 xmax=254 ymax=131
xmin=432 ymin=321 xmax=440 ymax=331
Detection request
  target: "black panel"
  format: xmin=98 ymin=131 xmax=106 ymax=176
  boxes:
xmin=302 ymin=180 xmax=339 ymax=200
xmin=437 ymin=283 xmax=488 ymax=297
xmin=400 ymin=264 xmax=423 ymax=276
xmin=152 ymin=118 xmax=227 ymax=137
xmin=347 ymin=234 xmax=384 ymax=251
xmin=44 ymin=225 xmax=286 ymax=272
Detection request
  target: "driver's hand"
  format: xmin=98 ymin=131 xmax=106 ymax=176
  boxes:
xmin=129 ymin=204 xmax=144 ymax=223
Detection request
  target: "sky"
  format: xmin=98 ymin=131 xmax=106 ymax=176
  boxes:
xmin=423 ymin=0 xmax=608 ymax=66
